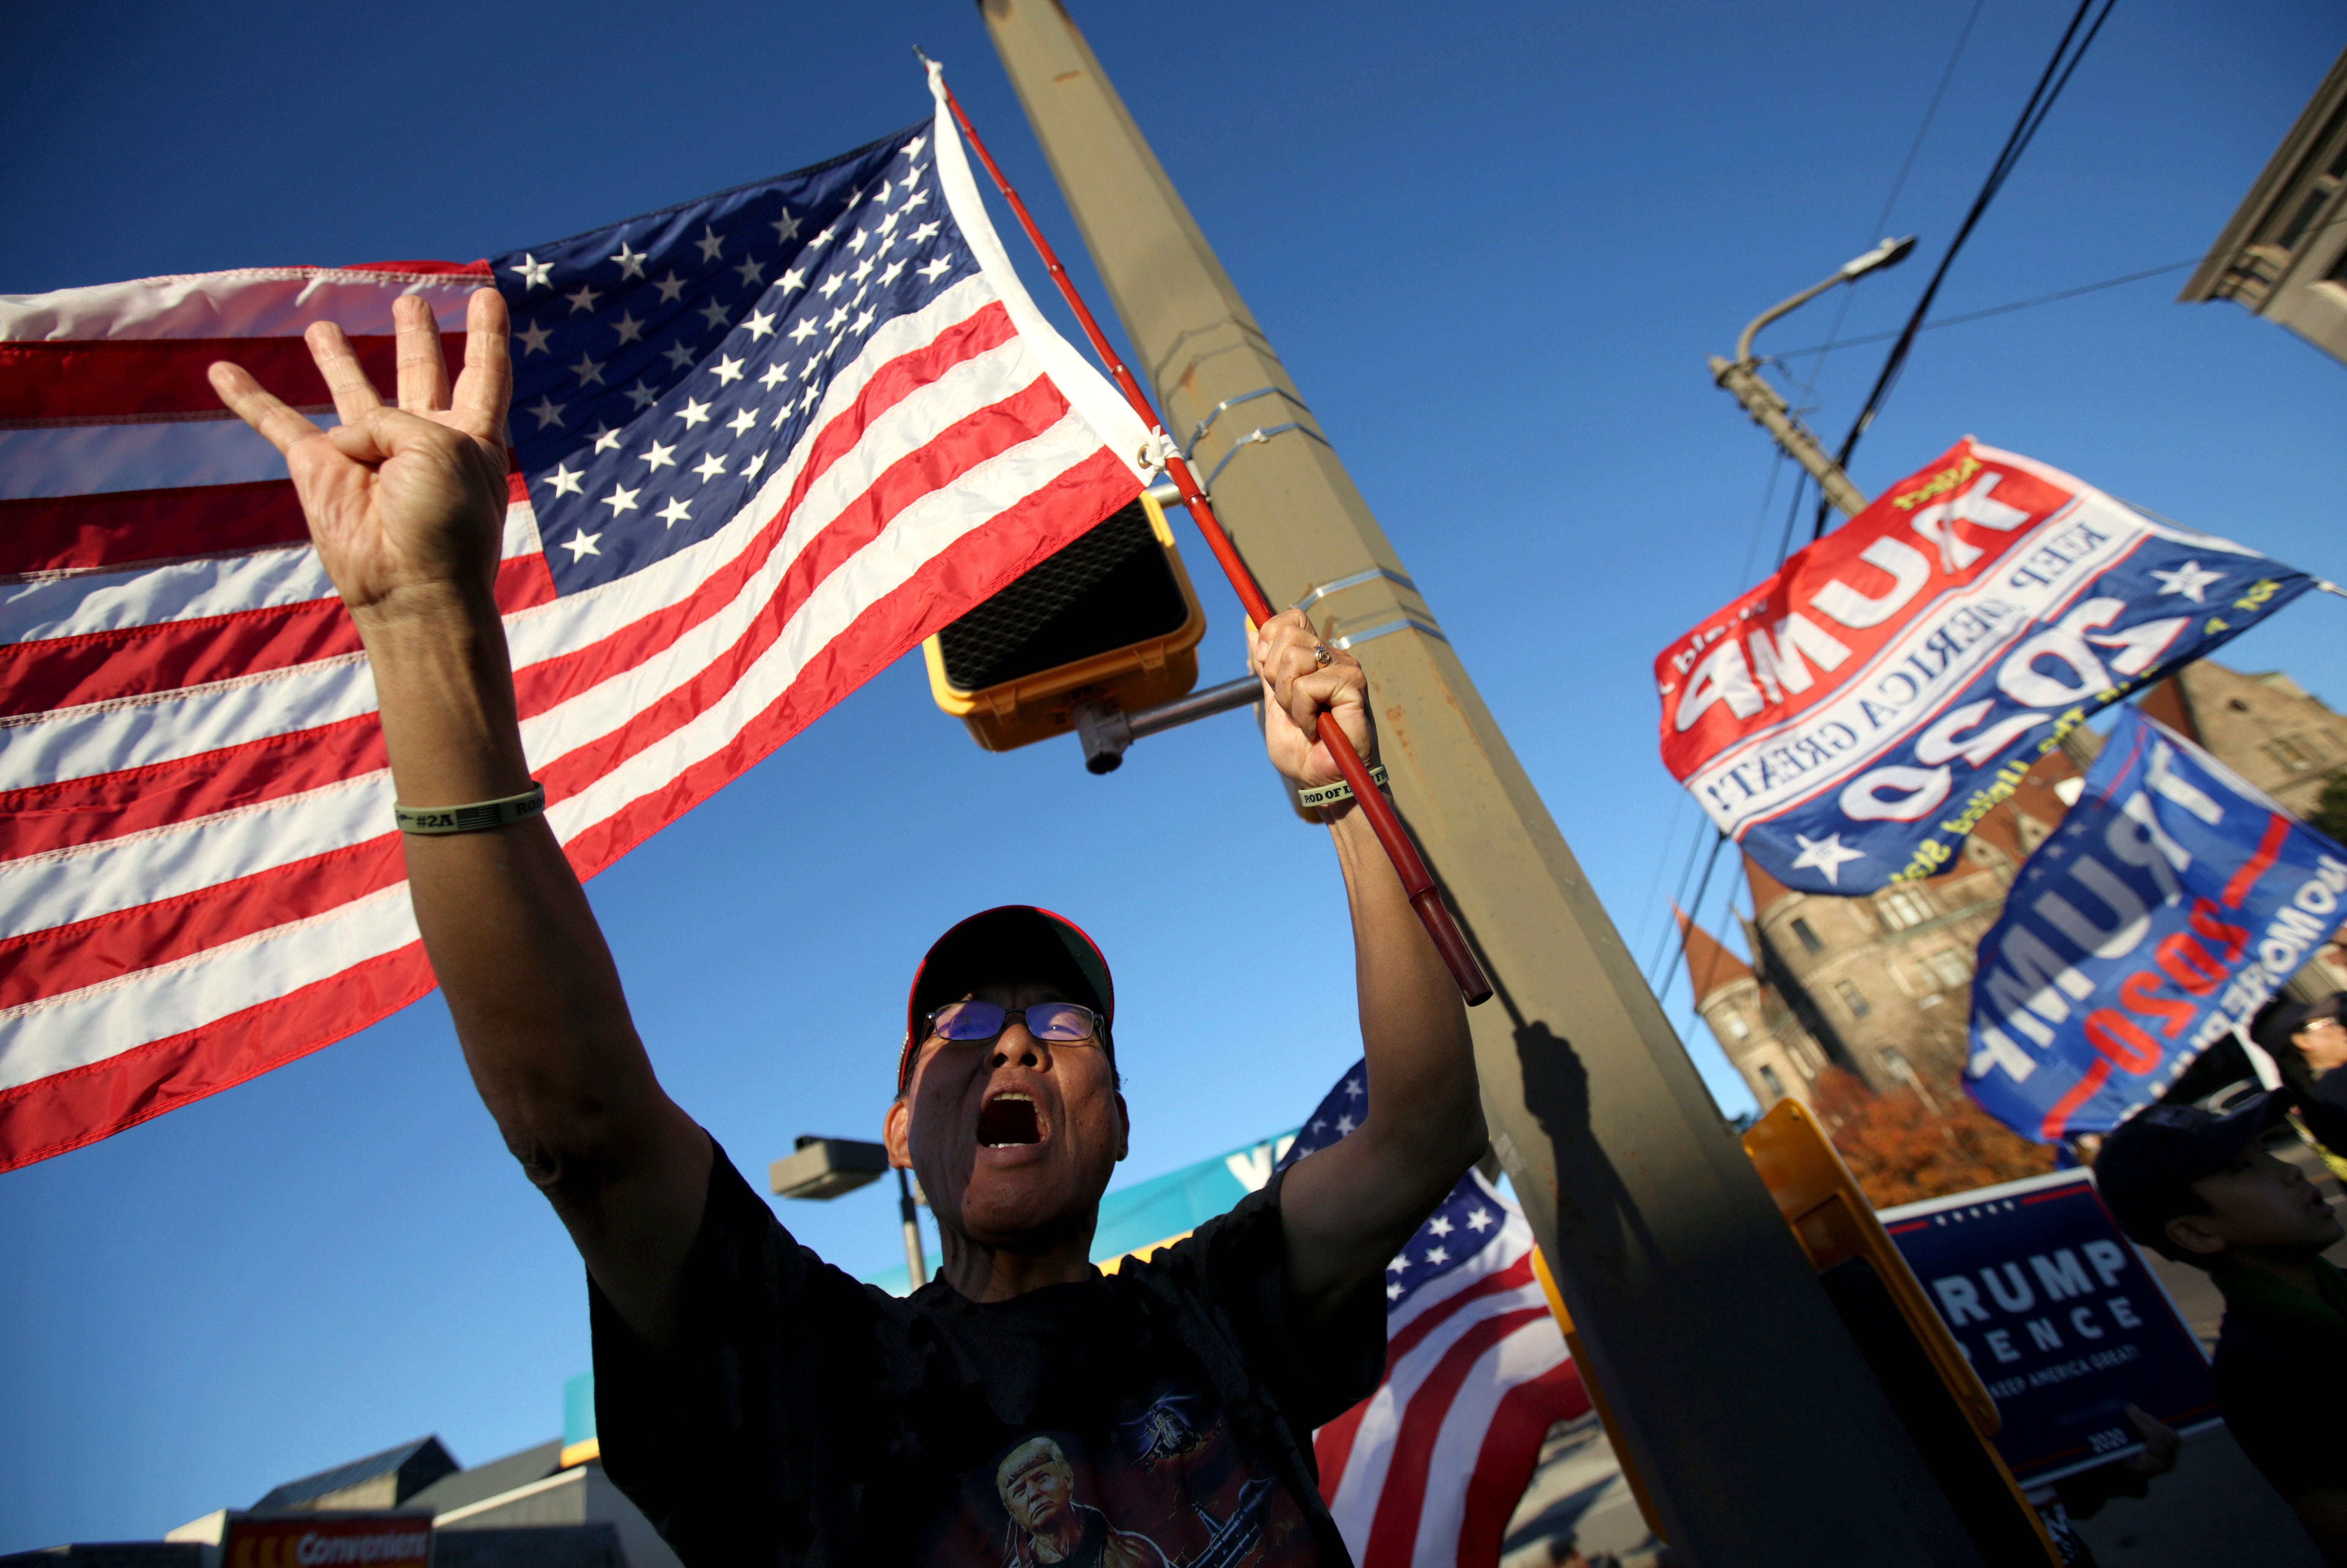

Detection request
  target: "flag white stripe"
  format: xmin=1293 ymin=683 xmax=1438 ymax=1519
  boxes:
xmin=923 ymin=76 xmax=1150 ymax=483
xmin=1328 ymin=1276 xmax=1548 ymax=1541
xmin=0 ymin=654 xmax=374 ymax=792
xmin=3 ymin=545 xmax=328 ymax=648
xmin=0 ymin=880 xmax=420 ymax=1093
xmin=505 ymin=331 xmax=1041 ymax=675
xmin=0 ymin=414 xmax=342 ymax=502
xmin=2 ymin=500 xmax=534 ymax=651
xmin=551 ymin=409 xmax=1109 ymax=833
xmin=0 ymin=269 xmax=480 ymax=343
xmin=1405 ymin=1318 xmax=1574 ymax=1565
xmin=0 ymin=773 xmax=390 ymax=939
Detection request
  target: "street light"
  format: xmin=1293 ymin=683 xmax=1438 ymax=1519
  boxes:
xmin=1709 ymin=236 xmax=1917 ymax=520
xmin=769 ymin=1135 xmax=930 ymax=1289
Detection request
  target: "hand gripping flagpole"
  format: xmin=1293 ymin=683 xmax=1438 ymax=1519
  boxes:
xmin=925 ymin=57 xmax=1492 ymax=1006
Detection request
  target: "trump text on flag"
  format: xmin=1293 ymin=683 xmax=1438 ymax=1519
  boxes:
xmin=1653 ymin=440 xmax=2311 ymax=896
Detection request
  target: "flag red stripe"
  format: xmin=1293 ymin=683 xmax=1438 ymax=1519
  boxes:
xmin=521 ymin=379 xmax=1082 ymax=805
xmin=1455 ymin=1360 xmax=1589 ymax=1568
xmin=0 ymin=714 xmax=386 ymax=861
xmin=2039 ymin=1058 xmax=2113 ymax=1141
xmin=2222 ymin=813 xmax=2292 ymax=909
xmin=1388 ymin=1254 xmax=1536 ymax=1366
xmin=0 ymin=596 xmax=358 ymax=718
xmin=0 ymin=837 xmax=404 ymax=1010
xmin=1314 ymin=1400 xmax=1373 ymax=1507
xmin=0 ymin=480 xmax=311 ymax=577
xmin=1361 ymin=1306 xmax=1555 ymax=1568
xmin=0 ymin=334 xmax=464 ymax=422
xmin=508 ymin=309 xmax=1035 ymax=722
xmin=558 ymin=448 xmax=1137 ymax=882
xmin=0 ymin=940 xmax=435 ymax=1174
xmin=765 ymin=303 xmax=1022 ymax=532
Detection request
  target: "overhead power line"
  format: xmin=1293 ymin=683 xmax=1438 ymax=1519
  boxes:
xmin=1795 ymin=0 xmax=1991 ymax=394
xmin=1765 ymin=258 xmax=2198 ymax=362
xmin=1811 ymin=0 xmax=2120 ymax=542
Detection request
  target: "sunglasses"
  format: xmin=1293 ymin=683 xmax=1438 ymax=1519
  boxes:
xmin=925 ymin=999 xmax=1103 ymax=1044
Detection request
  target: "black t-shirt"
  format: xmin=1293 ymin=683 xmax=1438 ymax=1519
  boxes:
xmin=2210 ymin=1266 xmax=2347 ymax=1503
xmin=590 ymin=1144 xmax=1385 ymax=1567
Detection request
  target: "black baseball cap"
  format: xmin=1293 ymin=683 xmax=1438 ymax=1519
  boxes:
xmin=897 ymin=906 xmax=1115 ymax=1094
xmin=2095 ymin=1089 xmax=2298 ymax=1251
xmin=2252 ymin=992 xmax=2346 ymax=1057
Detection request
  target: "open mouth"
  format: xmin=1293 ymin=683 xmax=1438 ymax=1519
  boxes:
xmin=977 ymin=1092 xmax=1043 ymax=1148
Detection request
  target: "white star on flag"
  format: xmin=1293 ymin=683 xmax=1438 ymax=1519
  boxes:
xmin=2151 ymin=560 xmax=2225 ymax=603
xmin=509 ymin=254 xmax=552 ymax=288
xmin=1790 ymin=832 xmax=1866 ymax=885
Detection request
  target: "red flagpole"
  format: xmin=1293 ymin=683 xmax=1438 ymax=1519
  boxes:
xmin=929 ymin=62 xmax=1492 ymax=1006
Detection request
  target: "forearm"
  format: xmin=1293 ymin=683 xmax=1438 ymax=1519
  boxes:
xmin=211 ymin=294 xmax=707 ymax=1351
xmin=361 ymin=593 xmax=700 ymax=1198
xmin=1327 ymin=802 xmax=1483 ymax=1173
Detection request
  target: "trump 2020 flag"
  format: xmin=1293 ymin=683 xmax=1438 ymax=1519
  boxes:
xmin=1654 ymin=439 xmax=2310 ymax=895
xmin=1280 ymin=1063 xmax=1591 ymax=1568
xmin=1967 ymin=707 xmax=2347 ymax=1142
xmin=0 ymin=76 xmax=1150 ymax=1170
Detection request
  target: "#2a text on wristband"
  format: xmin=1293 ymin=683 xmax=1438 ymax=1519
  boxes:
xmin=393 ymin=782 xmax=548 ymax=836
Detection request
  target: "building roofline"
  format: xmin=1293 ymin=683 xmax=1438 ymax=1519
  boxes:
xmin=2179 ymin=44 xmax=2347 ymax=303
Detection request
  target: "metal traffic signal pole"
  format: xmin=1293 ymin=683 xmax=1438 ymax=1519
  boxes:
xmin=973 ymin=5 xmax=1983 ymax=1563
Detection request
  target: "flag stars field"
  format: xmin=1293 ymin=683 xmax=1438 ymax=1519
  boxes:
xmin=487 ymin=125 xmax=984 ymax=593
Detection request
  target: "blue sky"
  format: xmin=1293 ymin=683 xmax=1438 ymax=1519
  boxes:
xmin=3 ymin=0 xmax=2342 ymax=1549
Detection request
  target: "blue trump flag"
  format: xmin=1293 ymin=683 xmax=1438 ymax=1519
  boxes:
xmin=1966 ymin=707 xmax=2347 ymax=1141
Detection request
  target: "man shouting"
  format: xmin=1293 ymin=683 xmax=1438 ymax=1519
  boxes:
xmin=209 ymin=291 xmax=1484 ymax=1565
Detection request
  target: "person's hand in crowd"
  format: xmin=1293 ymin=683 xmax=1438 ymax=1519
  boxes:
xmin=2120 ymin=1404 xmax=2181 ymax=1478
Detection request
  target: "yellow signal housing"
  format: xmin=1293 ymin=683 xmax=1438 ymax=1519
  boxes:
xmin=922 ymin=489 xmax=1207 ymax=753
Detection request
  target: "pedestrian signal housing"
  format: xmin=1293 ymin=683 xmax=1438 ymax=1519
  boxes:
xmin=923 ymin=489 xmax=1206 ymax=753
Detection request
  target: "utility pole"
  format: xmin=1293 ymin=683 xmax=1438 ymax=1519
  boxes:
xmin=975 ymin=6 xmax=1980 ymax=1563
xmin=1709 ymin=238 xmax=1914 ymax=520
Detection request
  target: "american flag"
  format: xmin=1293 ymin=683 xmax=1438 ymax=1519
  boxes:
xmin=0 ymin=76 xmax=1149 ymax=1171
xmin=1281 ymin=1063 xmax=1593 ymax=1568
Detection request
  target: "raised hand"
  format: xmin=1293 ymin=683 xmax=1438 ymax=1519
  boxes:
xmin=208 ymin=289 xmax=514 ymax=626
xmin=1248 ymin=608 xmax=1377 ymax=791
